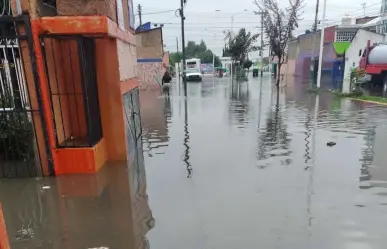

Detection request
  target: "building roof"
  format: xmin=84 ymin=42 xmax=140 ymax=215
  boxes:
xmin=361 ymin=16 xmax=387 ymax=28
xmin=336 ymin=24 xmax=363 ymax=29
xmin=362 ymin=17 xmax=382 ymax=27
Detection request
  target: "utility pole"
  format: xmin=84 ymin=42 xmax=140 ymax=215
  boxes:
xmin=138 ymin=4 xmax=142 ymax=26
xmin=231 ymin=16 xmax=234 ymax=35
xmin=313 ymin=0 xmax=320 ymax=32
xmin=268 ymin=45 xmax=271 ymax=74
xmin=310 ymin=0 xmax=319 ymax=87
xmin=362 ymin=2 xmax=366 ymax=16
xmin=176 ymin=37 xmax=180 ymax=82
xmin=180 ymin=0 xmax=187 ymax=96
xmin=254 ymin=11 xmax=264 ymax=77
xmin=212 ymin=33 xmax=216 ymax=71
xmin=260 ymin=13 xmax=264 ymax=77
xmin=316 ymin=0 xmax=327 ymax=88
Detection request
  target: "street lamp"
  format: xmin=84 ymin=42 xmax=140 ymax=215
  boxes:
xmin=215 ymin=9 xmax=248 ymax=35
xmin=215 ymin=9 xmax=248 ymax=80
xmin=205 ymin=28 xmax=217 ymax=77
xmin=231 ymin=9 xmax=248 ymax=35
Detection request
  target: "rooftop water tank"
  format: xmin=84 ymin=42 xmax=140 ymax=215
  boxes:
xmin=341 ymin=14 xmax=355 ymax=25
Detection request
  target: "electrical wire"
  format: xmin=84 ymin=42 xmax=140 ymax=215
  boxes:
xmin=135 ymin=9 xmax=176 ymax=16
xmin=138 ymin=1 xmax=382 ymax=15
xmin=157 ymin=1 xmax=383 ymax=52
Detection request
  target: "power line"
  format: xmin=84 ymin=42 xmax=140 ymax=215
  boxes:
xmin=160 ymin=4 xmax=382 ymax=52
xmin=139 ymin=2 xmax=381 ymax=14
xmin=140 ymin=9 xmax=177 ymax=15
xmin=138 ymin=1 xmax=381 ymax=15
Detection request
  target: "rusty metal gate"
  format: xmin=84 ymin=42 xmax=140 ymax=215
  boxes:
xmin=123 ymin=88 xmax=142 ymax=166
xmin=0 ymin=15 xmax=50 ymax=177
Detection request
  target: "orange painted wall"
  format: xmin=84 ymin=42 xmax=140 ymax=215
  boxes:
xmin=43 ymin=38 xmax=87 ymax=146
xmin=95 ymin=38 xmax=127 ymax=162
xmin=0 ymin=204 xmax=10 ymax=249
xmin=54 ymin=138 xmax=107 ymax=174
xmin=17 ymin=26 xmax=51 ymax=175
xmin=15 ymin=13 xmax=138 ymax=174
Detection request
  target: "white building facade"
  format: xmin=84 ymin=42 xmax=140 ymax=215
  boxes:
xmin=342 ymin=29 xmax=385 ymax=93
xmin=220 ymin=57 xmax=232 ymax=71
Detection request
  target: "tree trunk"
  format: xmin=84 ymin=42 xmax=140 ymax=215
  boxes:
xmin=276 ymin=63 xmax=282 ymax=86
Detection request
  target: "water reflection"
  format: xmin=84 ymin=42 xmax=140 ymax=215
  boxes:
xmin=257 ymin=88 xmax=292 ymax=167
xmin=0 ymin=143 xmax=153 ymax=248
xmin=140 ymin=91 xmax=172 ymax=157
xmin=304 ymin=107 xmax=312 ymax=164
xmin=359 ymin=127 xmax=376 ymax=184
xmin=228 ymin=81 xmax=250 ymax=129
xmin=184 ymin=98 xmax=192 ymax=178
xmin=201 ymin=80 xmax=218 ymax=97
xmin=142 ymin=77 xmax=387 ymax=248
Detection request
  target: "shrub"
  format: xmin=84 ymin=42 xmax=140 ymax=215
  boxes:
xmin=0 ymin=88 xmax=34 ymax=161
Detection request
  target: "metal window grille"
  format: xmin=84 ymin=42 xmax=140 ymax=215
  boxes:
xmin=41 ymin=36 xmax=103 ymax=148
xmin=123 ymin=88 xmax=142 ymax=166
xmin=0 ymin=15 xmax=49 ymax=177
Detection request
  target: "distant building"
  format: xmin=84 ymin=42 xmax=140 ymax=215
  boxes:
xmin=220 ymin=57 xmax=232 ymax=70
xmin=136 ymin=27 xmax=167 ymax=89
xmin=334 ymin=14 xmax=378 ymax=42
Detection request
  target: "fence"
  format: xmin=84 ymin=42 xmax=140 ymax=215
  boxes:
xmin=41 ymin=35 xmax=103 ymax=148
xmin=123 ymin=88 xmax=142 ymax=166
xmin=0 ymin=15 xmax=48 ymax=177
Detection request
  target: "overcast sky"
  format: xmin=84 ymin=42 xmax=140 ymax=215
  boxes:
xmin=133 ymin=0 xmax=381 ymax=59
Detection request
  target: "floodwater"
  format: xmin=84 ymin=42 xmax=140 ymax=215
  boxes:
xmin=2 ymin=75 xmax=387 ymax=248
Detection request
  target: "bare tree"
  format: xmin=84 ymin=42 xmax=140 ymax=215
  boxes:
xmin=253 ymin=0 xmax=304 ymax=85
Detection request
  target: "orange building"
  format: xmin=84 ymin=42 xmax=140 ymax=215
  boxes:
xmin=0 ymin=0 xmax=139 ymax=177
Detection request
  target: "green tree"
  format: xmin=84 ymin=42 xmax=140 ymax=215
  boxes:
xmin=169 ymin=52 xmax=182 ymax=66
xmin=222 ymin=44 xmax=230 ymax=57
xmin=243 ymin=60 xmax=253 ymax=69
xmin=224 ymin=28 xmax=259 ymax=64
xmin=168 ymin=40 xmax=221 ymax=67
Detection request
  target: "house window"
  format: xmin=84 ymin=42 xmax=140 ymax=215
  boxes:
xmin=335 ymin=31 xmax=356 ymax=42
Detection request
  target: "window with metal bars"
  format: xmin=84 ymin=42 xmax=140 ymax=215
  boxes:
xmin=41 ymin=36 xmax=102 ymax=148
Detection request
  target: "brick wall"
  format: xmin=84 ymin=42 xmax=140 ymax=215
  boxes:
xmin=57 ymin=0 xmax=117 ymax=22
xmin=136 ymin=28 xmax=163 ymax=59
xmin=117 ymin=40 xmax=137 ymax=81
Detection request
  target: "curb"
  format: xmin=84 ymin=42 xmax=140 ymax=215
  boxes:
xmin=347 ymin=97 xmax=387 ymax=106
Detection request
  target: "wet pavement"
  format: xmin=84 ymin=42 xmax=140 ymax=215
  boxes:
xmin=2 ymin=74 xmax=387 ymax=248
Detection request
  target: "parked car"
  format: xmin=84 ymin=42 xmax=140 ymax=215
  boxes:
xmin=183 ymin=68 xmax=203 ymax=82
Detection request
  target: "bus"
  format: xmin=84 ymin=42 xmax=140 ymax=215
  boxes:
xmin=186 ymin=58 xmax=201 ymax=71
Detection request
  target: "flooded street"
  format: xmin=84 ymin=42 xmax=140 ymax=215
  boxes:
xmin=2 ymin=75 xmax=387 ymax=248
xmin=142 ymin=76 xmax=387 ymax=249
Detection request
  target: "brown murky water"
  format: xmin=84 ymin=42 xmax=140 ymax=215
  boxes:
xmin=2 ymin=75 xmax=387 ymax=248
